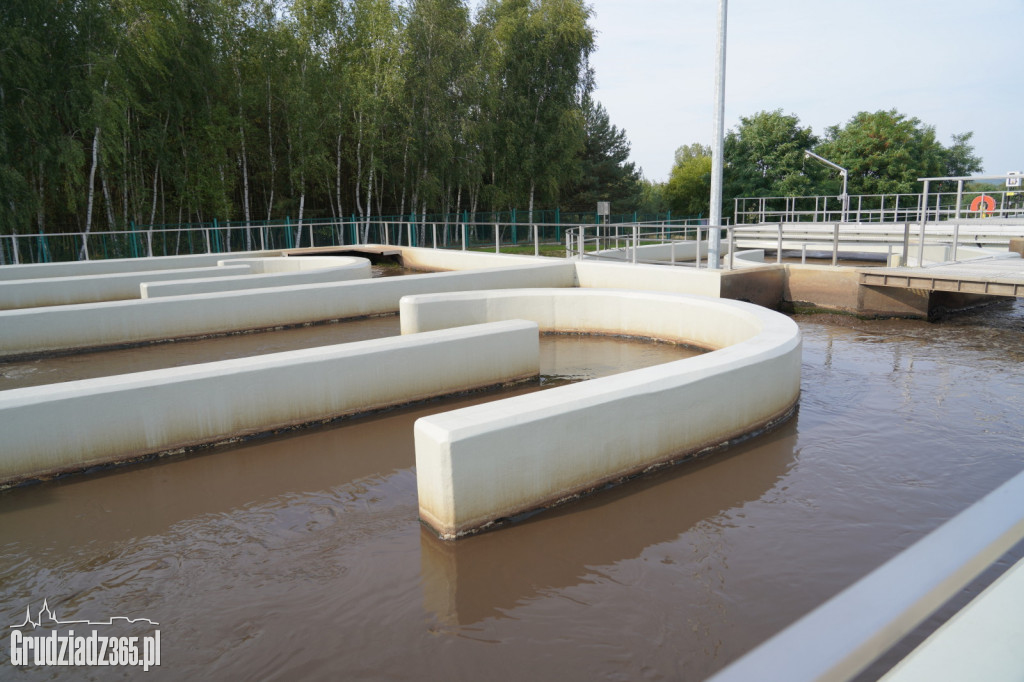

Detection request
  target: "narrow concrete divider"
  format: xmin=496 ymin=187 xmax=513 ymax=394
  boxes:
xmin=0 ymin=251 xmax=279 ymax=281
xmin=574 ymin=260 xmax=722 ymax=296
xmin=0 ymin=264 xmax=253 ymax=310
xmin=141 ymin=256 xmax=371 ymax=298
xmin=0 ymin=261 xmax=575 ymax=359
xmin=397 ymin=246 xmax=555 ymax=271
xmin=403 ymin=289 xmax=802 ymax=539
xmin=0 ymin=320 xmax=540 ymax=486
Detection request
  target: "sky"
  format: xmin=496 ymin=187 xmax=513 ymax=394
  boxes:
xmin=586 ymin=0 xmax=1024 ymax=182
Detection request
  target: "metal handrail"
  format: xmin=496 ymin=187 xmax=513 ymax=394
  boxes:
xmin=735 ymin=188 xmax=1024 ymax=225
xmin=708 ymin=468 xmax=1024 ymax=682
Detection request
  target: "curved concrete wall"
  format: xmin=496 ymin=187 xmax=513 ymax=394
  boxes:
xmin=574 ymin=260 xmax=722 ymax=297
xmin=141 ymin=256 xmax=371 ymax=298
xmin=0 ymin=261 xmax=574 ymax=359
xmin=402 ymin=289 xmax=802 ymax=539
xmin=0 ymin=264 xmax=253 ymax=310
xmin=592 ymin=240 xmax=716 ymax=263
xmin=0 ymin=320 xmax=539 ymax=486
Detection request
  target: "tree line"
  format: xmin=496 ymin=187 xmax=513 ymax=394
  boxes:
xmin=2 ymin=0 xmax=635 ymax=239
xmin=657 ymin=109 xmax=984 ymax=217
xmin=1 ymin=0 xmax=988 ymax=241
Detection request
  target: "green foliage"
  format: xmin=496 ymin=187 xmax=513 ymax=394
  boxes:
xmin=664 ymin=143 xmax=711 ymax=216
xmin=816 ymin=109 xmax=983 ymax=195
xmin=723 ymin=109 xmax=821 ymax=201
xmin=560 ymin=97 xmax=642 ymax=211
xmin=636 ymin=179 xmax=668 ymax=215
xmin=0 ymin=0 xmax=609 ymax=235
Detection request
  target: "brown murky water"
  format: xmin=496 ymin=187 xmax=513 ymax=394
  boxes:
xmin=2 ymin=301 xmax=1023 ymax=681
xmin=0 ymin=316 xmax=403 ymax=390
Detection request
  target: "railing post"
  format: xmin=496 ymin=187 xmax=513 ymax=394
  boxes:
xmin=631 ymin=224 xmax=638 ymax=264
xmin=494 ymin=223 xmax=499 ymax=254
xmin=462 ymin=222 xmax=467 ymax=251
xmin=777 ymin=222 xmax=783 ymax=264
xmin=901 ymin=222 xmax=911 ymax=267
xmin=917 ymin=180 xmax=930 ymax=267
xmin=695 ymin=225 xmax=702 ymax=270
xmin=832 ymin=223 xmax=839 ymax=266
xmin=432 ymin=223 xmax=437 ymax=249
xmin=728 ymin=227 xmax=735 ymax=270
xmin=533 ymin=224 xmax=539 ymax=256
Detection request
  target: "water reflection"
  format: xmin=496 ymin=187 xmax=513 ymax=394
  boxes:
xmin=1 ymin=301 xmax=1022 ymax=680
xmin=419 ymin=419 xmax=797 ymax=625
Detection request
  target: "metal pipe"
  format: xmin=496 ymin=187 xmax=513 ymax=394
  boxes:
xmin=707 ymin=0 xmax=728 ymax=269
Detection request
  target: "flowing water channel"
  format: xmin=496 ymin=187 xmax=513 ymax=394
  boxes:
xmin=2 ymin=299 xmax=1023 ymax=680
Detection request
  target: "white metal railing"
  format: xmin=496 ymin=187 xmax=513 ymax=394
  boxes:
xmin=708 ymin=468 xmax=1024 ymax=682
xmin=564 ymin=219 xmax=729 ymax=268
xmin=730 ymin=219 xmax=1023 ymax=268
xmin=735 ymin=189 xmax=1024 ymax=226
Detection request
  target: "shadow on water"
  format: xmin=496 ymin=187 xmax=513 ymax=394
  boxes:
xmin=419 ymin=416 xmax=798 ymax=626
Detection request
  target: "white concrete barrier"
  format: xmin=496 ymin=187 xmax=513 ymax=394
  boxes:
xmin=403 ymin=289 xmax=802 ymax=539
xmin=0 ymin=320 xmax=539 ymax=486
xmin=575 ymin=260 xmax=723 ymax=296
xmin=0 ymin=261 xmax=575 ymax=359
xmin=592 ymin=240 xmax=718 ymax=263
xmin=397 ymin=246 xmax=555 ymax=272
xmin=0 ymin=251 xmax=279 ymax=281
xmin=0 ymin=265 xmax=253 ymax=310
xmin=141 ymin=256 xmax=371 ymax=298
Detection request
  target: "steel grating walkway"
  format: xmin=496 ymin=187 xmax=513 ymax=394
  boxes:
xmin=860 ymin=257 xmax=1024 ymax=297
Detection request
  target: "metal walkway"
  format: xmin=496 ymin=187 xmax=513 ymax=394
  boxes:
xmin=860 ymin=257 xmax=1024 ymax=298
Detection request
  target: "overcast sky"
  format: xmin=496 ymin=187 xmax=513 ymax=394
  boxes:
xmin=587 ymin=0 xmax=1024 ymax=182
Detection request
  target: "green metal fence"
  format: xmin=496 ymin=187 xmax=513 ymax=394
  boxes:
xmin=0 ymin=211 xmax=702 ymax=265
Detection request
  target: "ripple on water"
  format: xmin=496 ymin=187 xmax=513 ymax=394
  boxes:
xmin=1 ymin=309 xmax=1023 ymax=680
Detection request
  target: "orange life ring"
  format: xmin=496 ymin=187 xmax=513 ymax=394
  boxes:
xmin=969 ymin=195 xmax=996 ymax=212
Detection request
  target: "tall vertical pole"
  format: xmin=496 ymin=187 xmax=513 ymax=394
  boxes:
xmin=708 ymin=0 xmax=728 ymax=269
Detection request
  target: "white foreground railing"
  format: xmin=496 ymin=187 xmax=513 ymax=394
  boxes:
xmin=708 ymin=468 xmax=1024 ymax=682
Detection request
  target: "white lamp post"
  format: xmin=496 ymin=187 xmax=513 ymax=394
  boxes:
xmin=804 ymin=150 xmax=849 ymax=223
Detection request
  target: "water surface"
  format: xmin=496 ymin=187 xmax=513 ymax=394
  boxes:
xmin=2 ymin=301 xmax=1023 ymax=680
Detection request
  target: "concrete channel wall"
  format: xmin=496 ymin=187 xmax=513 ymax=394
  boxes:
xmin=141 ymin=256 xmax=372 ymax=298
xmin=0 ymin=264 xmax=253 ymax=310
xmin=0 ymin=251 xmax=279 ymax=281
xmin=0 ymin=320 xmax=540 ymax=486
xmin=0 ymin=261 xmax=575 ymax=359
xmin=398 ymin=246 xmax=555 ymax=271
xmin=402 ymin=289 xmax=802 ymax=539
xmin=591 ymin=240 xmax=712 ymax=263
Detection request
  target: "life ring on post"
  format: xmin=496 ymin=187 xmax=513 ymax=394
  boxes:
xmin=969 ymin=195 xmax=996 ymax=213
